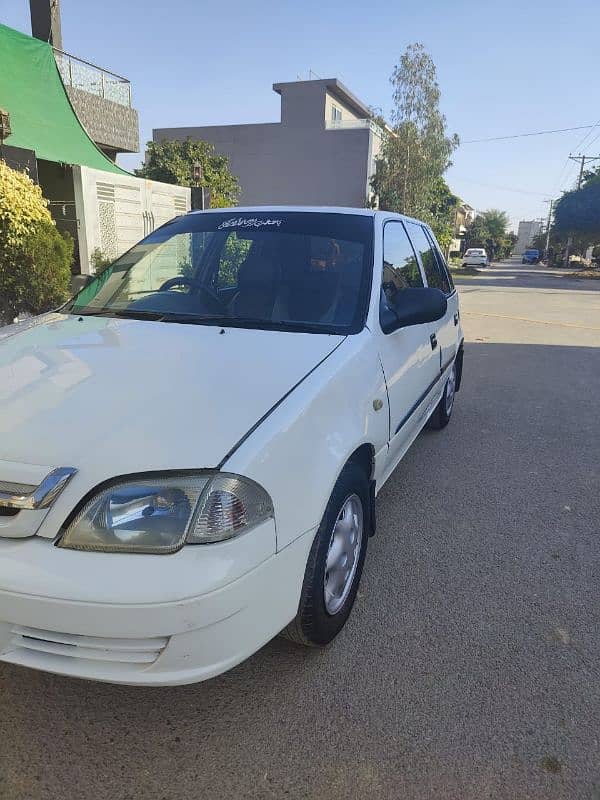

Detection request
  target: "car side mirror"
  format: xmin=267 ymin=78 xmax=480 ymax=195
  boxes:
xmin=381 ymin=287 xmax=447 ymax=334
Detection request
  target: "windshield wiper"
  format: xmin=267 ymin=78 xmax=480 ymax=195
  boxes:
xmin=71 ymin=309 xmax=337 ymax=334
xmin=158 ymin=314 xmax=323 ymax=332
xmin=72 ymin=308 xmax=166 ymax=321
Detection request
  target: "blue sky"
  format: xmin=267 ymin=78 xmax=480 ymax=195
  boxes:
xmin=3 ymin=0 xmax=599 ymax=230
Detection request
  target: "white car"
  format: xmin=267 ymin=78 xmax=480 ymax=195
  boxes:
xmin=462 ymin=248 xmax=489 ymax=268
xmin=0 ymin=207 xmax=463 ymax=686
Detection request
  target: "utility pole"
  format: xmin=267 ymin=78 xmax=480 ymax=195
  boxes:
xmin=568 ymin=154 xmax=600 ymax=190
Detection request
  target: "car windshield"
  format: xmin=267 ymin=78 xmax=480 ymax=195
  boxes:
xmin=67 ymin=211 xmax=374 ymax=335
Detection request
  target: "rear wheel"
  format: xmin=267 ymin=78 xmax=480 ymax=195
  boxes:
xmin=282 ymin=463 xmax=369 ymax=647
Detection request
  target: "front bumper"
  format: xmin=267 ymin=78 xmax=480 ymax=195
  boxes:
xmin=0 ymin=525 xmax=315 ymax=685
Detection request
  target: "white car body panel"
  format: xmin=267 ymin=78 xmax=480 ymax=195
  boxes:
xmin=0 ymin=206 xmax=463 ymax=685
xmin=0 ymin=314 xmax=343 ymax=540
xmin=0 ymin=526 xmax=315 ymax=685
xmin=224 ymin=329 xmax=389 ymax=550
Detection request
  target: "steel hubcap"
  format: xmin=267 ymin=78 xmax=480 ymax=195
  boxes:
xmin=445 ymin=364 xmax=456 ymax=415
xmin=324 ymin=494 xmax=363 ymax=615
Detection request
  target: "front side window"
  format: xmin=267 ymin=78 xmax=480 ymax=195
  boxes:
xmin=406 ymin=222 xmax=451 ymax=294
xmin=381 ymin=221 xmax=423 ymax=308
xmin=68 ymin=212 xmax=374 ymax=335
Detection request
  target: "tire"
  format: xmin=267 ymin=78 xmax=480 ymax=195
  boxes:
xmin=462 ymin=263 xmax=467 ymax=268
xmin=428 ymin=361 xmax=457 ymax=430
xmin=282 ymin=463 xmax=369 ymax=647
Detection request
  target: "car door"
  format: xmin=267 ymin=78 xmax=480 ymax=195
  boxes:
xmin=405 ymin=222 xmax=460 ymax=377
xmin=377 ymin=221 xmax=441 ymax=471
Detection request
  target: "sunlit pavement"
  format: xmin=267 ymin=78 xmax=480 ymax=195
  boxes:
xmin=1 ymin=261 xmax=599 ymax=800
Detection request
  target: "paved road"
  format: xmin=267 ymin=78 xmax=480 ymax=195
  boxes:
xmin=1 ymin=260 xmax=600 ymax=800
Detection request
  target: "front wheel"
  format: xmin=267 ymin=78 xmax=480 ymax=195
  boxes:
xmin=282 ymin=463 xmax=369 ymax=647
xmin=428 ymin=362 xmax=457 ymax=430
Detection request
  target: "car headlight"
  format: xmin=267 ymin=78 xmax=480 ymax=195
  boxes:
xmin=58 ymin=473 xmax=274 ymax=554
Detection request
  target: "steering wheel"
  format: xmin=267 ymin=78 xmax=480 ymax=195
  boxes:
xmin=158 ymin=277 xmax=225 ymax=314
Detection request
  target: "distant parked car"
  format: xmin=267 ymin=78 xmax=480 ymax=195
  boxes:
xmin=462 ymin=248 xmax=489 ymax=268
xmin=522 ymin=249 xmax=540 ymax=264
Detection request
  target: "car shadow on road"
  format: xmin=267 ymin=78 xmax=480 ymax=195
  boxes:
xmin=1 ymin=340 xmax=600 ymax=800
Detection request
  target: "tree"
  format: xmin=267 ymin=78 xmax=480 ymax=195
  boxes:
xmin=463 ymin=209 xmax=512 ymax=261
xmin=136 ymin=139 xmax=240 ymax=207
xmin=553 ymin=170 xmax=600 ymax=242
xmin=426 ymin=177 xmax=460 ymax=252
xmin=371 ymin=43 xmax=459 ymax=231
xmin=0 ymin=161 xmax=73 ymax=325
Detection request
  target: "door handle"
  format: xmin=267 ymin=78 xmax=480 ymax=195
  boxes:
xmin=454 ymin=312 xmax=459 ymax=326
xmin=430 ymin=333 xmax=438 ymax=350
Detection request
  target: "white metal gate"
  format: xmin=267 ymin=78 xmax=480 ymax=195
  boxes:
xmin=72 ymin=166 xmax=191 ymax=274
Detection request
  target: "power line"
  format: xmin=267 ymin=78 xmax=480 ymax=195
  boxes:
xmin=572 ymin=114 xmax=600 ymax=153
xmin=462 ymin=124 xmax=598 ymax=144
xmin=584 ymin=128 xmax=600 ymax=154
xmin=551 ymin=157 xmax=575 ymax=195
xmin=456 ymin=177 xmax=552 ymax=197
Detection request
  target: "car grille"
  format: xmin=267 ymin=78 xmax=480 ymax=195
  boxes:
xmin=9 ymin=625 xmax=168 ymax=665
xmin=0 ymin=479 xmax=37 ymax=495
xmin=0 ymin=508 xmax=19 ymax=517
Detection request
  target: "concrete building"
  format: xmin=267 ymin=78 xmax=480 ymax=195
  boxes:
xmin=449 ymin=202 xmax=476 ymax=255
xmin=515 ymin=220 xmax=543 ymax=254
xmin=29 ymin=0 xmax=139 ymax=161
xmin=1 ymin=14 xmax=188 ymax=279
xmin=154 ymin=78 xmax=384 ymax=208
xmin=54 ymin=50 xmax=139 ymax=160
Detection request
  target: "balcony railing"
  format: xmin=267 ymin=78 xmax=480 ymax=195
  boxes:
xmin=325 ymin=117 xmax=385 ymax=137
xmin=54 ymin=49 xmax=132 ymax=108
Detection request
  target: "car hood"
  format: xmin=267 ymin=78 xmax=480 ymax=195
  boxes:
xmin=0 ymin=313 xmax=344 ymax=493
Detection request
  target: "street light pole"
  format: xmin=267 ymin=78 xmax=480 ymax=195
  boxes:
xmin=192 ymin=161 xmax=204 ymax=211
xmin=544 ymin=199 xmax=553 ymax=261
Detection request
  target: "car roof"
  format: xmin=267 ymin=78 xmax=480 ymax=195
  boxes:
xmin=187 ymin=205 xmax=429 ymax=227
xmin=189 ymin=205 xmax=377 ymax=217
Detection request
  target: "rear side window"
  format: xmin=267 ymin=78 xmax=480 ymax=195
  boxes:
xmin=425 ymin=227 xmax=454 ymax=293
xmin=381 ymin=222 xmax=423 ymax=306
xmin=406 ymin=222 xmax=452 ymax=294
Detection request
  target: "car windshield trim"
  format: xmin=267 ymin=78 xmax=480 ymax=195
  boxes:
xmin=70 ymin=309 xmax=342 ymax=334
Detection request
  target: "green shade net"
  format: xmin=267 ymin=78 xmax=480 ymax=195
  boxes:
xmin=0 ymin=23 xmax=128 ymax=175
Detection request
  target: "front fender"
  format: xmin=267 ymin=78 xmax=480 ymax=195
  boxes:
xmin=222 ymin=330 xmax=389 ymax=551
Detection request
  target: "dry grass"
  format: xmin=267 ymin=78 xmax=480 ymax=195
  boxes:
xmin=572 ymin=267 xmax=600 ymax=279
